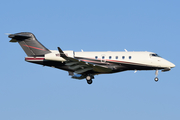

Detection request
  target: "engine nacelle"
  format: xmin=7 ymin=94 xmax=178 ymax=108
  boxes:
xmin=45 ymin=50 xmax=75 ymax=62
xmin=45 ymin=52 xmax=66 ymax=62
xmin=63 ymin=50 xmax=74 ymax=58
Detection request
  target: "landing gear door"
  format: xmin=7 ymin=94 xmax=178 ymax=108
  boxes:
xmin=101 ymin=54 xmax=106 ymax=63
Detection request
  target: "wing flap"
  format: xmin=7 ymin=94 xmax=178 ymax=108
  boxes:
xmin=92 ymin=65 xmax=112 ymax=73
xmin=66 ymin=57 xmax=112 ymax=73
xmin=65 ymin=62 xmax=79 ymax=66
xmin=75 ymin=68 xmax=93 ymax=74
xmin=69 ymin=65 xmax=87 ymax=70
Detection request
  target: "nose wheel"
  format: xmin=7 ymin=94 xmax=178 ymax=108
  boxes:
xmin=154 ymin=77 xmax=159 ymax=82
xmin=154 ymin=70 xmax=159 ymax=82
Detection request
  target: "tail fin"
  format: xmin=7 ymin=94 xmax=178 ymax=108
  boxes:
xmin=9 ymin=32 xmax=51 ymax=56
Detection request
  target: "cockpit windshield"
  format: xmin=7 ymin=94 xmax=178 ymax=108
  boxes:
xmin=150 ymin=53 xmax=161 ymax=57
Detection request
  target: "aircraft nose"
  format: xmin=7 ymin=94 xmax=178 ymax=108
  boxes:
xmin=163 ymin=59 xmax=175 ymax=68
xmin=170 ymin=62 xmax=175 ymax=68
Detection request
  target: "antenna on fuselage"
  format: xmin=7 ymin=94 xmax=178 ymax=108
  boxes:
xmin=5 ymin=33 xmax=11 ymax=35
xmin=124 ymin=49 xmax=128 ymax=52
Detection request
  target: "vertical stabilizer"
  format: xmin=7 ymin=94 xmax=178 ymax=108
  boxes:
xmin=9 ymin=32 xmax=51 ymax=56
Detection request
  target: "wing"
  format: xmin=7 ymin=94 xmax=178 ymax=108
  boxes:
xmin=57 ymin=47 xmax=113 ymax=74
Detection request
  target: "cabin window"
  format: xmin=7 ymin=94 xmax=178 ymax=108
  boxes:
xmin=116 ymin=56 xmax=118 ymax=59
xmin=95 ymin=56 xmax=98 ymax=59
xmin=122 ymin=56 xmax=125 ymax=59
xmin=109 ymin=56 xmax=112 ymax=59
xmin=129 ymin=56 xmax=132 ymax=59
xmin=102 ymin=56 xmax=105 ymax=59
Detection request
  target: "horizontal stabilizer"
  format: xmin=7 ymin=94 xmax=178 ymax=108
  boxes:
xmin=9 ymin=33 xmax=30 ymax=42
xmin=9 ymin=39 xmax=18 ymax=43
xmin=9 ymin=34 xmax=31 ymax=40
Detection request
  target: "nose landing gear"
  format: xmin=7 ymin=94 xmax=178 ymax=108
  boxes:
xmin=154 ymin=77 xmax=159 ymax=82
xmin=154 ymin=70 xmax=159 ymax=82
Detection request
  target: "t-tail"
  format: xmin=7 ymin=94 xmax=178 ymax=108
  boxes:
xmin=8 ymin=32 xmax=51 ymax=56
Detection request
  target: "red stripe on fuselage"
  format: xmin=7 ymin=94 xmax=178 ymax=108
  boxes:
xmin=25 ymin=57 xmax=45 ymax=61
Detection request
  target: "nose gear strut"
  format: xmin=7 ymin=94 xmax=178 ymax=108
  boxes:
xmin=154 ymin=70 xmax=159 ymax=82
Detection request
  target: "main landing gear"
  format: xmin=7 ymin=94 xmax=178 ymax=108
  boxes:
xmin=154 ymin=70 xmax=159 ymax=82
xmin=86 ymin=75 xmax=94 ymax=84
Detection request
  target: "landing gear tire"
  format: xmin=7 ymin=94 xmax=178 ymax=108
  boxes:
xmin=154 ymin=77 xmax=159 ymax=82
xmin=86 ymin=75 xmax=93 ymax=84
xmin=87 ymin=79 xmax=93 ymax=84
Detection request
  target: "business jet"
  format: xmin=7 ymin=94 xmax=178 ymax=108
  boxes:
xmin=8 ymin=32 xmax=175 ymax=84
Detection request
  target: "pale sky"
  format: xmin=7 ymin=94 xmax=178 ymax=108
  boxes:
xmin=1 ymin=0 xmax=180 ymax=120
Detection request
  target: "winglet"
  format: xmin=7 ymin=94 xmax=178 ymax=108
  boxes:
xmin=57 ymin=47 xmax=67 ymax=58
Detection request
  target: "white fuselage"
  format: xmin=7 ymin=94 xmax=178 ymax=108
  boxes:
xmin=44 ymin=50 xmax=175 ymax=69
